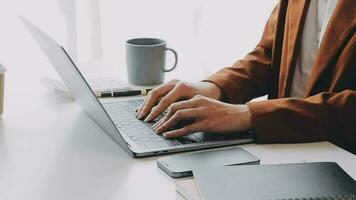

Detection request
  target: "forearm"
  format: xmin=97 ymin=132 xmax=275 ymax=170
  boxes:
xmin=205 ymin=45 xmax=272 ymax=104
xmin=246 ymin=90 xmax=356 ymax=153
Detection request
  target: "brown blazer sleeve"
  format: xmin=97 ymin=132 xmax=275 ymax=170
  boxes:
xmin=247 ymin=90 xmax=356 ymax=152
xmin=204 ymin=1 xmax=356 ymax=153
xmin=204 ymin=4 xmax=279 ymax=104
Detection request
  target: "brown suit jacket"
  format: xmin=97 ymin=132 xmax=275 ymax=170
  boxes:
xmin=206 ymin=0 xmax=356 ymax=153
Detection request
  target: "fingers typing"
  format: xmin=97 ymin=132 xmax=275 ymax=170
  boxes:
xmin=152 ymin=100 xmax=193 ymax=131
xmin=136 ymin=83 xmax=175 ymax=119
xmin=162 ymin=121 xmax=206 ymax=138
xmin=144 ymin=85 xmax=182 ymax=122
xmin=155 ymin=107 xmax=206 ymax=134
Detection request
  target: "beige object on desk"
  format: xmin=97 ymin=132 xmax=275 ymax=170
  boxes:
xmin=0 ymin=63 xmax=6 ymax=115
xmin=176 ymin=178 xmax=202 ymax=200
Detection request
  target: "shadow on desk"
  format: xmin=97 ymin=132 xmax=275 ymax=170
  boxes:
xmin=63 ymin=112 xmax=129 ymax=158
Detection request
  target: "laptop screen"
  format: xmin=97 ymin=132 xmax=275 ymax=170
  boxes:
xmin=21 ymin=17 xmax=133 ymax=156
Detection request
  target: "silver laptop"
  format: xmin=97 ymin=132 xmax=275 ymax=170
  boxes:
xmin=21 ymin=17 xmax=254 ymax=157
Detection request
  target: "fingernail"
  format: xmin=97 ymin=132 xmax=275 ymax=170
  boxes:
xmin=153 ymin=124 xmax=160 ymax=131
xmin=137 ymin=113 xmax=144 ymax=120
xmin=154 ymin=127 xmax=161 ymax=134
xmin=162 ymin=133 xmax=168 ymax=138
xmin=144 ymin=116 xmax=151 ymax=122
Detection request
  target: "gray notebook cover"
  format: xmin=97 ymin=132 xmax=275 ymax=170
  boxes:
xmin=193 ymin=162 xmax=356 ymax=200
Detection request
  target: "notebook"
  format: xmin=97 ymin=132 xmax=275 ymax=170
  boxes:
xmin=176 ymin=162 xmax=356 ymax=200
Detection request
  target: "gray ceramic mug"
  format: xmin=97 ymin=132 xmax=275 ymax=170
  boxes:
xmin=126 ymin=38 xmax=178 ymax=86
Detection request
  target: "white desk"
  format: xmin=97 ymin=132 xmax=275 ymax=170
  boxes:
xmin=1 ymin=31 xmax=356 ymax=199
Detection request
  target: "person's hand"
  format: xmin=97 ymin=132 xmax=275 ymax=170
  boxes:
xmin=152 ymin=95 xmax=253 ymax=138
xmin=136 ymin=79 xmax=222 ymax=122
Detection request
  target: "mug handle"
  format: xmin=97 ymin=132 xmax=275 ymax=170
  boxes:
xmin=163 ymin=48 xmax=178 ymax=72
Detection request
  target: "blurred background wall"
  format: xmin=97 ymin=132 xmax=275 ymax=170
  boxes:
xmin=0 ymin=0 xmax=277 ymax=82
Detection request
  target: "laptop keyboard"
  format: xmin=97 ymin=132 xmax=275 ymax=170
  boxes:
xmin=102 ymin=100 xmax=197 ymax=149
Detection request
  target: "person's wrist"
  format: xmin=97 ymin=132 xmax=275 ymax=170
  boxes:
xmin=235 ymin=104 xmax=253 ymax=131
xmin=243 ymin=106 xmax=253 ymax=131
xmin=198 ymin=81 xmax=223 ymax=100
